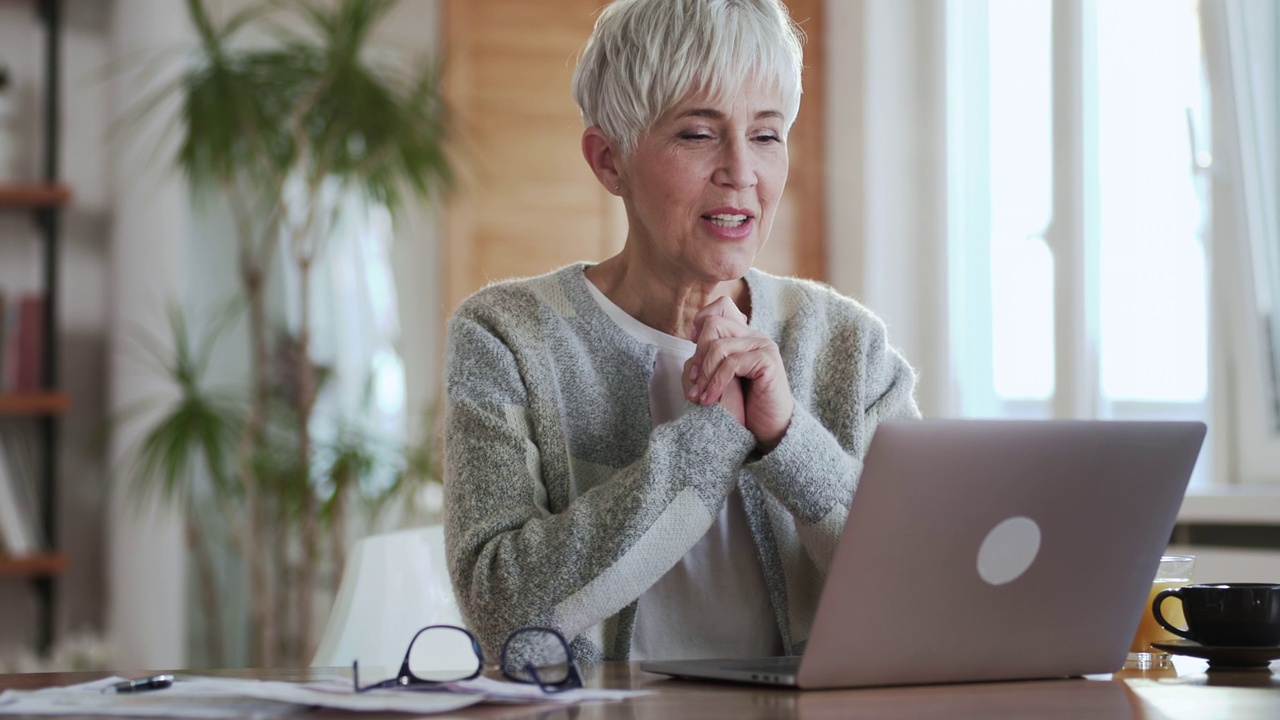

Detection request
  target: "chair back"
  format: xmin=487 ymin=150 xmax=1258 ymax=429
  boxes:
xmin=311 ymin=525 xmax=463 ymax=668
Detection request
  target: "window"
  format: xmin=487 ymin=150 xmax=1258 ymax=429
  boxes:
xmin=947 ymin=0 xmax=1212 ymax=483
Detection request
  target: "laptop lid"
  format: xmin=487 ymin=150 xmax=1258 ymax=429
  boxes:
xmin=796 ymin=419 xmax=1205 ymax=688
xmin=642 ymin=419 xmax=1205 ymax=689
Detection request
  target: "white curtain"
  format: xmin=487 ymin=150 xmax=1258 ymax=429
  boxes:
xmin=1203 ymin=0 xmax=1280 ymax=483
xmin=279 ymin=186 xmax=409 ymax=492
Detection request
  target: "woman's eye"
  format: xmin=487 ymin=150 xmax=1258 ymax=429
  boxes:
xmin=754 ymin=133 xmax=782 ymax=144
xmin=679 ymin=131 xmax=713 ymax=141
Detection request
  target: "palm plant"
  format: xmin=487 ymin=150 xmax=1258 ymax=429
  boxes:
xmin=121 ymin=0 xmax=451 ymax=666
xmin=117 ymin=306 xmax=243 ymax=667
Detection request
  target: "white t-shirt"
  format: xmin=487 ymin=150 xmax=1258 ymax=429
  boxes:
xmin=584 ymin=277 xmax=783 ymax=661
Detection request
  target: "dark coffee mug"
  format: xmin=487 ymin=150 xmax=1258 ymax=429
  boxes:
xmin=1153 ymin=583 xmax=1280 ymax=647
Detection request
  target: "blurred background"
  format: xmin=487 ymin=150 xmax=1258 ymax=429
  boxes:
xmin=0 ymin=0 xmax=1275 ymax=672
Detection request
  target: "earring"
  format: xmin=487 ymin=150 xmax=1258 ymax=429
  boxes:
xmin=614 ymin=184 xmax=621 ymax=192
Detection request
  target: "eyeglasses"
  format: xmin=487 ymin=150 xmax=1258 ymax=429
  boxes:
xmin=352 ymin=624 xmax=583 ymax=694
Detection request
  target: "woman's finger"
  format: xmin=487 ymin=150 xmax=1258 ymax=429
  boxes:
xmin=683 ymin=355 xmax=745 ymax=424
xmin=689 ymin=332 xmax=794 ymax=450
xmin=689 ymin=336 xmax=771 ymax=403
xmin=687 ymin=296 xmax=794 ymax=449
xmin=687 ymin=312 xmax=753 ymax=382
xmin=691 ymin=296 xmax=749 ymax=342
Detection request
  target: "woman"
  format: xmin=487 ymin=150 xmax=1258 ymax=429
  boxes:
xmin=444 ymin=0 xmax=919 ymax=665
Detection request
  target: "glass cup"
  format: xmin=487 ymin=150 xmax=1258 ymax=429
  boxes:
xmin=1125 ymin=554 xmax=1195 ymax=670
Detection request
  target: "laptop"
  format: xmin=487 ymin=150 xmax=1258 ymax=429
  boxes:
xmin=640 ymin=419 xmax=1206 ymax=689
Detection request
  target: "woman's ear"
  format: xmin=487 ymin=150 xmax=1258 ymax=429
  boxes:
xmin=582 ymin=127 xmax=624 ymax=196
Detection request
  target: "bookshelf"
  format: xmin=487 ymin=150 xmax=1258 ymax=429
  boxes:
xmin=0 ymin=0 xmax=66 ymax=656
xmin=0 ymin=391 xmax=70 ymax=416
xmin=0 ymin=389 xmax=69 ymax=412
xmin=0 ymin=184 xmax=71 ymax=208
xmin=0 ymin=552 xmax=66 ymax=578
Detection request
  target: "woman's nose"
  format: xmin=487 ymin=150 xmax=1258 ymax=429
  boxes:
xmin=712 ymin=139 xmax=757 ymax=189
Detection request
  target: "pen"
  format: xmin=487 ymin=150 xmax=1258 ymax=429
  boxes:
xmin=103 ymin=674 xmax=175 ymax=694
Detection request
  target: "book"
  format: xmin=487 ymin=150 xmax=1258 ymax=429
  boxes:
xmin=0 ymin=436 xmax=39 ymax=556
xmin=14 ymin=293 xmax=44 ymax=392
xmin=0 ymin=288 xmax=7 ymax=391
xmin=0 ymin=291 xmax=16 ymax=392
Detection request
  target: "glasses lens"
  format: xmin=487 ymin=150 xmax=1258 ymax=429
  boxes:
xmin=405 ymin=626 xmax=482 ymax=682
xmin=502 ymin=628 xmax=572 ymax=685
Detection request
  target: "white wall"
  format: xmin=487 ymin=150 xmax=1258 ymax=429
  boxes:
xmin=382 ymin=1 xmax=445 ymax=443
xmin=827 ymin=0 xmax=951 ymax=417
xmin=106 ymin=0 xmax=192 ymax=669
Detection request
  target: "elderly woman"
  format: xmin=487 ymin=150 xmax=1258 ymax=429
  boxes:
xmin=444 ymin=0 xmax=919 ymax=665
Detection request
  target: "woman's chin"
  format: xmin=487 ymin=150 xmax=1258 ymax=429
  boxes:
xmin=686 ymin=256 xmax=756 ymax=285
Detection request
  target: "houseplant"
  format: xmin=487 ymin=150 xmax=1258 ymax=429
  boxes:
xmin=121 ymin=0 xmax=451 ymax=667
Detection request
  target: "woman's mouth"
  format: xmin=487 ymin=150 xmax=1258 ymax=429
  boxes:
xmin=704 ymin=213 xmax=749 ymax=228
xmin=700 ymin=210 xmax=755 ymax=240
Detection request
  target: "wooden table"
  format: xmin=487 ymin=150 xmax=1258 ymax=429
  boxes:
xmin=0 ymin=658 xmax=1277 ymax=719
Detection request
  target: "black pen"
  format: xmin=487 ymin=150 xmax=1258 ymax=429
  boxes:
xmin=103 ymin=674 xmax=175 ymax=694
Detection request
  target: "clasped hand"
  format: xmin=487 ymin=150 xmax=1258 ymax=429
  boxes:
xmin=682 ymin=297 xmax=794 ymax=453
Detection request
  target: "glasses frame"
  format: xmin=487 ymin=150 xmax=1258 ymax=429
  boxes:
xmin=352 ymin=624 xmax=484 ymax=693
xmin=351 ymin=624 xmax=584 ymax=695
xmin=499 ymin=626 xmax=584 ymax=693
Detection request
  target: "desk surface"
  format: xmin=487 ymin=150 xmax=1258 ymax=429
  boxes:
xmin=0 ymin=658 xmax=1277 ymax=720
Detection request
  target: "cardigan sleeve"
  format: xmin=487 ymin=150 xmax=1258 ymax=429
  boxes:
xmin=743 ymin=296 xmax=920 ymax=571
xmin=443 ymin=312 xmax=756 ymax=661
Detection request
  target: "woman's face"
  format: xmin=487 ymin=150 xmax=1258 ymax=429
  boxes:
xmin=617 ymin=84 xmax=789 ymax=286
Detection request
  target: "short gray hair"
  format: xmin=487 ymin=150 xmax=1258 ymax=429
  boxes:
xmin=572 ymin=0 xmax=805 ymax=155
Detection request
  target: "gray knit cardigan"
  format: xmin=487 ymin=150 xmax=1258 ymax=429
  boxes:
xmin=444 ymin=263 xmax=919 ymax=664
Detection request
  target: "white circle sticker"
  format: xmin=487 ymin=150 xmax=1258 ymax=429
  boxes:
xmin=976 ymin=516 xmax=1042 ymax=586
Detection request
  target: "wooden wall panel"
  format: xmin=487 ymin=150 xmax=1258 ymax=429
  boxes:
xmin=442 ymin=0 xmax=607 ymax=314
xmin=779 ymin=0 xmax=827 ymax=281
xmin=442 ymin=0 xmax=826 ymax=314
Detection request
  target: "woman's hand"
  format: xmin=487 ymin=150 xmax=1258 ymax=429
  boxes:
xmin=683 ymin=297 xmax=794 ymax=452
xmin=683 ymin=354 xmax=746 ymax=426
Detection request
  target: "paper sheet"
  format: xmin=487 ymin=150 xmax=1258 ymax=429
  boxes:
xmin=0 ymin=677 xmax=306 ymax=719
xmin=423 ymin=676 xmax=649 ymax=704
xmin=0 ymin=674 xmax=647 ymax=718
